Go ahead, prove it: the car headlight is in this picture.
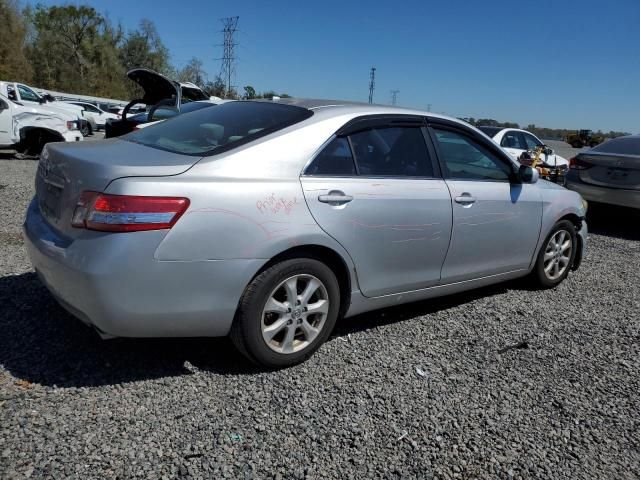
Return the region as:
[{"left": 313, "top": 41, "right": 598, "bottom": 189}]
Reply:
[
  {"left": 581, "top": 197, "right": 588, "bottom": 213},
  {"left": 66, "top": 120, "right": 79, "bottom": 131}
]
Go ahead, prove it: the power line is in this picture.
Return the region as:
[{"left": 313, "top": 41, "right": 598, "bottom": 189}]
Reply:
[
  {"left": 390, "top": 89, "right": 399, "bottom": 106},
  {"left": 368, "top": 67, "right": 376, "bottom": 104},
  {"left": 218, "top": 16, "right": 239, "bottom": 95}
]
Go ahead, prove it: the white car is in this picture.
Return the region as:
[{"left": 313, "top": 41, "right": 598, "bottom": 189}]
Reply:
[
  {"left": 478, "top": 126, "right": 569, "bottom": 169},
  {"left": 0, "top": 92, "right": 82, "bottom": 154},
  {"left": 68, "top": 101, "right": 119, "bottom": 131}
]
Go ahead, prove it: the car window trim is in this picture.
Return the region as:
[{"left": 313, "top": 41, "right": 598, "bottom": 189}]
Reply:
[
  {"left": 335, "top": 114, "right": 425, "bottom": 137},
  {"left": 304, "top": 117, "right": 441, "bottom": 180},
  {"left": 426, "top": 119, "right": 518, "bottom": 183}
]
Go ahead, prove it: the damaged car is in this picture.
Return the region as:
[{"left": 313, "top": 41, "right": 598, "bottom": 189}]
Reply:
[
  {"left": 105, "top": 68, "right": 210, "bottom": 138},
  {"left": 0, "top": 92, "right": 82, "bottom": 155},
  {"left": 23, "top": 99, "right": 587, "bottom": 368}
]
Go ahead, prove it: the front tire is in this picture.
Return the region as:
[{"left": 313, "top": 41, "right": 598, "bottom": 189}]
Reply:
[
  {"left": 231, "top": 258, "right": 340, "bottom": 368},
  {"left": 531, "top": 220, "right": 577, "bottom": 288}
]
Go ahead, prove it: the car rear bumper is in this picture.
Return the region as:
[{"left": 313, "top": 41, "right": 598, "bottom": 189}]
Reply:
[
  {"left": 23, "top": 198, "right": 263, "bottom": 338},
  {"left": 565, "top": 176, "right": 640, "bottom": 209}
]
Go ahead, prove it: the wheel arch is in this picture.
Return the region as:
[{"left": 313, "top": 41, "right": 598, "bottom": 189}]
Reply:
[
  {"left": 18, "top": 126, "right": 64, "bottom": 154},
  {"left": 557, "top": 213, "right": 584, "bottom": 270},
  {"left": 251, "top": 244, "right": 353, "bottom": 319}
]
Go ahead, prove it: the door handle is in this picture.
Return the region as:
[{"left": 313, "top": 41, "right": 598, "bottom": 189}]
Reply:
[
  {"left": 454, "top": 193, "right": 476, "bottom": 205},
  {"left": 318, "top": 191, "right": 353, "bottom": 206}
]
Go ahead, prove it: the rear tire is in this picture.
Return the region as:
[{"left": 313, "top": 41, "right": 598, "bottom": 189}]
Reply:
[
  {"left": 531, "top": 220, "right": 577, "bottom": 288},
  {"left": 230, "top": 258, "right": 340, "bottom": 368}
]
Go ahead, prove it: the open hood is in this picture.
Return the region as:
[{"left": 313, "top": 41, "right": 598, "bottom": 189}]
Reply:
[{"left": 127, "top": 69, "right": 208, "bottom": 105}]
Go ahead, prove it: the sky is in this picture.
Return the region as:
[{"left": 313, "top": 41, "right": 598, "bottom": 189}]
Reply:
[{"left": 37, "top": 0, "right": 640, "bottom": 132}]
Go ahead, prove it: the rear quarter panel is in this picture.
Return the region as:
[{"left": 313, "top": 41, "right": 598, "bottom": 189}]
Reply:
[{"left": 104, "top": 116, "right": 359, "bottom": 277}]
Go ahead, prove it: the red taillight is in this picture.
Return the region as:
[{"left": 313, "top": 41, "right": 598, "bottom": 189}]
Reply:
[
  {"left": 569, "top": 156, "right": 591, "bottom": 170},
  {"left": 72, "top": 192, "right": 190, "bottom": 232}
]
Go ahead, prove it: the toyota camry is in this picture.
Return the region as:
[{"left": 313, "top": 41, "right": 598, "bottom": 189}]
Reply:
[{"left": 24, "top": 99, "right": 588, "bottom": 368}]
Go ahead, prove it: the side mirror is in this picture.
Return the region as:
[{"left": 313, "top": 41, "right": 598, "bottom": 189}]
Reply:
[
  {"left": 0, "top": 100, "right": 7, "bottom": 111},
  {"left": 39, "top": 97, "right": 45, "bottom": 104},
  {"left": 542, "top": 146, "right": 554, "bottom": 155},
  {"left": 519, "top": 165, "right": 539, "bottom": 184}
]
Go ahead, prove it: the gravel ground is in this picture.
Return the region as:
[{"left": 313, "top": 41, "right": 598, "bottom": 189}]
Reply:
[{"left": 0, "top": 157, "right": 639, "bottom": 479}]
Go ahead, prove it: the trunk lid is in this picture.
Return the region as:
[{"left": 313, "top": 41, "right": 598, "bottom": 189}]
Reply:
[
  {"left": 36, "top": 139, "right": 200, "bottom": 238},
  {"left": 127, "top": 68, "right": 178, "bottom": 105},
  {"left": 576, "top": 152, "right": 640, "bottom": 190}
]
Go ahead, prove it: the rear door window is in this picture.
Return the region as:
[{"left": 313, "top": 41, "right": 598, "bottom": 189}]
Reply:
[
  {"left": 305, "top": 137, "right": 356, "bottom": 176},
  {"left": 127, "top": 101, "right": 313, "bottom": 156},
  {"left": 350, "top": 127, "right": 434, "bottom": 177},
  {"left": 305, "top": 125, "right": 435, "bottom": 177}
]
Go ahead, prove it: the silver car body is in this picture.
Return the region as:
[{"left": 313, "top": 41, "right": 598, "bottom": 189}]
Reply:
[{"left": 23, "top": 100, "right": 588, "bottom": 338}]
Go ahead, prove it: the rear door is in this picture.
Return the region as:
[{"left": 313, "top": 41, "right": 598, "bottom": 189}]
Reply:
[
  {"left": 429, "top": 121, "right": 542, "bottom": 283},
  {"left": 301, "top": 116, "right": 453, "bottom": 297}
]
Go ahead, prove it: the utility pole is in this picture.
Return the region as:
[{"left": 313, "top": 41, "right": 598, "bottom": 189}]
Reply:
[
  {"left": 427, "top": 103, "right": 432, "bottom": 112},
  {"left": 390, "top": 89, "right": 399, "bottom": 106},
  {"left": 368, "top": 67, "right": 376, "bottom": 104},
  {"left": 218, "top": 16, "right": 239, "bottom": 97}
]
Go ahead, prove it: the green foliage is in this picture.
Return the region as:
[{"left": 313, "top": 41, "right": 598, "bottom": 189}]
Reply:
[
  {"left": 177, "top": 57, "right": 206, "bottom": 89},
  {"left": 204, "top": 76, "right": 226, "bottom": 98},
  {"left": 0, "top": 0, "right": 32, "bottom": 82},
  {"left": 243, "top": 85, "right": 256, "bottom": 99}
]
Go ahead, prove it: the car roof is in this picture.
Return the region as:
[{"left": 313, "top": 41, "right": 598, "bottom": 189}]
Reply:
[{"left": 258, "top": 97, "right": 459, "bottom": 122}]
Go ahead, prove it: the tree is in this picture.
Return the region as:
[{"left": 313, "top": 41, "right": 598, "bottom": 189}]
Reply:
[
  {"left": 119, "top": 19, "right": 173, "bottom": 96},
  {"left": 25, "top": 4, "right": 125, "bottom": 97},
  {"left": 0, "top": 0, "right": 32, "bottom": 82},
  {"left": 204, "top": 75, "right": 226, "bottom": 98},
  {"left": 177, "top": 57, "right": 206, "bottom": 88},
  {"left": 243, "top": 85, "right": 256, "bottom": 99}
]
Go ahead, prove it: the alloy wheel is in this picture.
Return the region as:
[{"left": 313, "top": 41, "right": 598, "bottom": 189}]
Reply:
[
  {"left": 543, "top": 229, "right": 572, "bottom": 281},
  {"left": 261, "top": 274, "right": 329, "bottom": 354}
]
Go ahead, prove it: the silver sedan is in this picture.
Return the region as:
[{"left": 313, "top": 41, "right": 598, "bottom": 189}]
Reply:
[{"left": 24, "top": 99, "right": 588, "bottom": 368}]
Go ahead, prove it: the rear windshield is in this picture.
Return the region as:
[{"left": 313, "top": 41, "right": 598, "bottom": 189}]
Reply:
[
  {"left": 592, "top": 136, "right": 640, "bottom": 155},
  {"left": 126, "top": 101, "right": 313, "bottom": 156},
  {"left": 477, "top": 126, "right": 501, "bottom": 138}
]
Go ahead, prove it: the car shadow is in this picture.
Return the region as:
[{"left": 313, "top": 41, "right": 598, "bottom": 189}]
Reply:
[
  {"left": 0, "top": 272, "right": 261, "bottom": 388},
  {"left": 586, "top": 203, "right": 640, "bottom": 241},
  {"left": 0, "top": 271, "right": 513, "bottom": 387}
]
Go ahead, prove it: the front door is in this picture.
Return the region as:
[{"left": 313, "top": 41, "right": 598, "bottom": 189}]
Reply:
[
  {"left": 301, "top": 120, "right": 452, "bottom": 297},
  {"left": 431, "top": 125, "right": 542, "bottom": 283}
]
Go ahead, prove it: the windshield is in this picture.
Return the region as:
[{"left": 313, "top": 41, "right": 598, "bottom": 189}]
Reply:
[{"left": 126, "top": 101, "right": 313, "bottom": 156}]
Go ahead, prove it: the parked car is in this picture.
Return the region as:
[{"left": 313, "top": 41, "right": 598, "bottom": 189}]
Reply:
[
  {"left": 23, "top": 100, "right": 587, "bottom": 368},
  {"left": 35, "top": 92, "right": 96, "bottom": 136},
  {"left": 130, "top": 100, "right": 220, "bottom": 130},
  {"left": 478, "top": 126, "right": 569, "bottom": 172},
  {"left": 0, "top": 92, "right": 82, "bottom": 155},
  {"left": 0, "top": 81, "right": 90, "bottom": 135},
  {"left": 565, "top": 135, "right": 640, "bottom": 209},
  {"left": 105, "top": 68, "right": 209, "bottom": 138},
  {"left": 68, "top": 101, "right": 119, "bottom": 131}
]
